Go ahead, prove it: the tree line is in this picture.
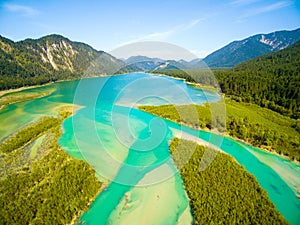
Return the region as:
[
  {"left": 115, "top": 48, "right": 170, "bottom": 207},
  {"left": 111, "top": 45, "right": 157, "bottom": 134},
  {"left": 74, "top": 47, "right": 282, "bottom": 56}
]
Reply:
[
  {"left": 151, "top": 41, "right": 300, "bottom": 119},
  {"left": 170, "top": 138, "right": 288, "bottom": 224},
  {"left": 0, "top": 109, "right": 102, "bottom": 224},
  {"left": 139, "top": 99, "right": 300, "bottom": 161}
]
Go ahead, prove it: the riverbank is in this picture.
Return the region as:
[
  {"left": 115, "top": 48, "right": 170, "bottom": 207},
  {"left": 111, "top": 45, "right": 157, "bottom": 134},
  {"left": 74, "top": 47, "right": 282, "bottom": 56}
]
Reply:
[
  {"left": 149, "top": 72, "right": 220, "bottom": 92},
  {"left": 0, "top": 106, "right": 103, "bottom": 224},
  {"left": 170, "top": 138, "right": 289, "bottom": 224},
  {"left": 2, "top": 73, "right": 299, "bottom": 224},
  {"left": 0, "top": 82, "right": 56, "bottom": 98},
  {"left": 139, "top": 105, "right": 300, "bottom": 199},
  {"left": 171, "top": 129, "right": 208, "bottom": 147},
  {"left": 0, "top": 91, "right": 54, "bottom": 110},
  {"left": 70, "top": 183, "right": 108, "bottom": 225},
  {"left": 138, "top": 100, "right": 300, "bottom": 163},
  {"left": 0, "top": 73, "right": 124, "bottom": 99},
  {"left": 167, "top": 111, "right": 300, "bottom": 165}
]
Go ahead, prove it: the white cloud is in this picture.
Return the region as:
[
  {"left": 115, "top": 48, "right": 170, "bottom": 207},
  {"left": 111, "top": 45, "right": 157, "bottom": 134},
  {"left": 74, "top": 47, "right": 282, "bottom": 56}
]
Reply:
[
  {"left": 117, "top": 19, "right": 202, "bottom": 47},
  {"left": 240, "top": 1, "right": 292, "bottom": 18},
  {"left": 3, "top": 3, "right": 40, "bottom": 16}
]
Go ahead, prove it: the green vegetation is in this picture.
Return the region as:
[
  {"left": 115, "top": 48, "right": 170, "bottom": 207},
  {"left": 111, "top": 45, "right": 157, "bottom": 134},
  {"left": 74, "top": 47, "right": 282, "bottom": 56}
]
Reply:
[
  {"left": 151, "top": 41, "right": 300, "bottom": 119},
  {"left": 170, "top": 138, "right": 288, "bottom": 224},
  {"left": 151, "top": 69, "right": 219, "bottom": 88},
  {"left": 151, "top": 69, "right": 195, "bottom": 82},
  {"left": 0, "top": 34, "right": 122, "bottom": 90},
  {"left": 214, "top": 41, "right": 300, "bottom": 119},
  {"left": 0, "top": 90, "right": 52, "bottom": 109},
  {"left": 0, "top": 116, "right": 60, "bottom": 153},
  {"left": 139, "top": 99, "right": 300, "bottom": 161},
  {"left": 0, "top": 108, "right": 102, "bottom": 224},
  {"left": 202, "top": 28, "right": 300, "bottom": 68},
  {"left": 0, "top": 35, "right": 79, "bottom": 89},
  {"left": 139, "top": 104, "right": 212, "bottom": 129}
]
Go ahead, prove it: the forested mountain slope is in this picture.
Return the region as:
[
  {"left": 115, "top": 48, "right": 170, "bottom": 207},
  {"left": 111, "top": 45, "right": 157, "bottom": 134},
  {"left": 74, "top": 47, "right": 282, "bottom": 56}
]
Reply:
[
  {"left": 203, "top": 28, "right": 300, "bottom": 68},
  {"left": 215, "top": 40, "right": 300, "bottom": 119},
  {"left": 0, "top": 34, "right": 123, "bottom": 90}
]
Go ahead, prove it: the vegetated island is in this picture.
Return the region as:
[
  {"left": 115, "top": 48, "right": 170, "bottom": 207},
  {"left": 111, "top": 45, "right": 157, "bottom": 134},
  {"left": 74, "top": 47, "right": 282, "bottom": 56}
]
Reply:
[
  {"left": 139, "top": 99, "right": 300, "bottom": 162},
  {"left": 170, "top": 138, "right": 288, "bottom": 224},
  {"left": 0, "top": 88, "right": 54, "bottom": 111},
  {"left": 0, "top": 107, "right": 102, "bottom": 224}
]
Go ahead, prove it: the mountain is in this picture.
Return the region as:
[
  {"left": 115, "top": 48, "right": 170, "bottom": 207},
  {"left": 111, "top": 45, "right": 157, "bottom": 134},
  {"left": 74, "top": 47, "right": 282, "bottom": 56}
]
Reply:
[
  {"left": 122, "top": 55, "right": 205, "bottom": 71},
  {"left": 174, "top": 58, "right": 208, "bottom": 69},
  {"left": 203, "top": 28, "right": 300, "bottom": 68},
  {"left": 215, "top": 40, "right": 300, "bottom": 118},
  {"left": 125, "top": 55, "right": 165, "bottom": 65},
  {"left": 0, "top": 34, "right": 123, "bottom": 90},
  {"left": 121, "top": 56, "right": 189, "bottom": 71},
  {"left": 153, "top": 60, "right": 189, "bottom": 71},
  {"left": 124, "top": 55, "right": 165, "bottom": 71}
]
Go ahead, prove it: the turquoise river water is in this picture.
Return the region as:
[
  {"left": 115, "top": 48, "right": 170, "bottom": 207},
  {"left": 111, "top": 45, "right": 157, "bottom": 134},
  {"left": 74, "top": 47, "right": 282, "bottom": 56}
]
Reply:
[{"left": 0, "top": 73, "right": 299, "bottom": 224}]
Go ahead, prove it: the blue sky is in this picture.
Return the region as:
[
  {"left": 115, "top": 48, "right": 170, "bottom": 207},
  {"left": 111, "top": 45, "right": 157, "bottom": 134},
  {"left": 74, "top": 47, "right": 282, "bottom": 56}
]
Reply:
[{"left": 0, "top": 0, "right": 299, "bottom": 59}]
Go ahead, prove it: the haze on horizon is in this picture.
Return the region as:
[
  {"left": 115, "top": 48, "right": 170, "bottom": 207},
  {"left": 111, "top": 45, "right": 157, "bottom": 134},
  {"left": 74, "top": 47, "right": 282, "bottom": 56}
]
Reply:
[{"left": 0, "top": 0, "right": 299, "bottom": 60}]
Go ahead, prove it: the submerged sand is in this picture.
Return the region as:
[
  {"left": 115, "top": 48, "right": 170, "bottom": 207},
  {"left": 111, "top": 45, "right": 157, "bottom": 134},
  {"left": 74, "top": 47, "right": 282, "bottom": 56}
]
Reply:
[
  {"left": 107, "top": 172, "right": 193, "bottom": 225},
  {"left": 246, "top": 146, "right": 300, "bottom": 195}
]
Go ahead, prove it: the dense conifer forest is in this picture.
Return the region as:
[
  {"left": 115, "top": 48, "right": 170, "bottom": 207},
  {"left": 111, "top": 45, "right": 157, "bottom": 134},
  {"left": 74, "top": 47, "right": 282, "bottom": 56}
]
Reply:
[
  {"left": 170, "top": 138, "right": 288, "bottom": 224},
  {"left": 152, "top": 41, "right": 300, "bottom": 119},
  {"left": 0, "top": 109, "right": 102, "bottom": 224},
  {"left": 140, "top": 99, "right": 300, "bottom": 161}
]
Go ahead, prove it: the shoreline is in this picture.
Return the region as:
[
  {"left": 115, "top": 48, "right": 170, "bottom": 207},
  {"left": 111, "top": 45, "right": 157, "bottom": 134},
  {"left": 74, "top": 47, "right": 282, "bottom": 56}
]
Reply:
[
  {"left": 0, "top": 91, "right": 55, "bottom": 113},
  {"left": 139, "top": 108, "right": 300, "bottom": 165},
  {"left": 149, "top": 72, "right": 220, "bottom": 92},
  {"left": 0, "top": 72, "right": 216, "bottom": 99},
  {"left": 3, "top": 76, "right": 298, "bottom": 165},
  {"left": 0, "top": 73, "right": 127, "bottom": 98},
  {"left": 0, "top": 82, "right": 55, "bottom": 98},
  {"left": 225, "top": 132, "right": 300, "bottom": 165},
  {"left": 70, "top": 183, "right": 108, "bottom": 225}
]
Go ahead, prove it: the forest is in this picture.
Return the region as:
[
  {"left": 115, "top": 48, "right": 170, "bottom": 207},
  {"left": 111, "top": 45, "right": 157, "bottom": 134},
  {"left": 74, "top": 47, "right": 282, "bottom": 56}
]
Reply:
[
  {"left": 139, "top": 99, "right": 300, "bottom": 161},
  {"left": 0, "top": 34, "right": 122, "bottom": 90},
  {"left": 152, "top": 41, "right": 300, "bottom": 119},
  {"left": 170, "top": 138, "right": 288, "bottom": 224},
  {"left": 0, "top": 108, "right": 102, "bottom": 224}
]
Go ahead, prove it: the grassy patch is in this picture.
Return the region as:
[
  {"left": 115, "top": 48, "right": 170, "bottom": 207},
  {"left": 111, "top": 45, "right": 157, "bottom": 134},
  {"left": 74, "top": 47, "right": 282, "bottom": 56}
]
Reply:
[{"left": 0, "top": 90, "right": 53, "bottom": 108}]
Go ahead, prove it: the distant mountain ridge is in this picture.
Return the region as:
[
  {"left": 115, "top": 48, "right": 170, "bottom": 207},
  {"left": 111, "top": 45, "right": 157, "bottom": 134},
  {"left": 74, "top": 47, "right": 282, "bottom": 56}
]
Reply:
[
  {"left": 1, "top": 28, "right": 299, "bottom": 90},
  {"left": 122, "top": 55, "right": 207, "bottom": 71},
  {"left": 124, "top": 56, "right": 165, "bottom": 71},
  {"left": 123, "top": 28, "right": 300, "bottom": 70},
  {"left": 0, "top": 34, "right": 123, "bottom": 89},
  {"left": 203, "top": 28, "right": 300, "bottom": 68},
  {"left": 215, "top": 40, "right": 300, "bottom": 118}
]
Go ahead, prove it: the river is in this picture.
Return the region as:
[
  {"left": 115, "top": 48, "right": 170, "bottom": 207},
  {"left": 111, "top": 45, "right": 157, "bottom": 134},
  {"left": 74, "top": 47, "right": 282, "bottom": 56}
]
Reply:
[{"left": 0, "top": 73, "right": 299, "bottom": 224}]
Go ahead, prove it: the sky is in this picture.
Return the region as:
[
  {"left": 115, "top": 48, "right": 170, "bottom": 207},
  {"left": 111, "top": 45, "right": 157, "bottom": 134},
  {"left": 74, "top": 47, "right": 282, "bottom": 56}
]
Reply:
[{"left": 0, "top": 0, "right": 299, "bottom": 59}]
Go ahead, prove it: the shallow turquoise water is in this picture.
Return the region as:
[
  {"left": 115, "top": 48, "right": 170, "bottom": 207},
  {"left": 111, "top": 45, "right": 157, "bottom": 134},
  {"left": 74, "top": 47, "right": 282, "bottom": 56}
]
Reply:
[{"left": 1, "top": 73, "right": 299, "bottom": 224}]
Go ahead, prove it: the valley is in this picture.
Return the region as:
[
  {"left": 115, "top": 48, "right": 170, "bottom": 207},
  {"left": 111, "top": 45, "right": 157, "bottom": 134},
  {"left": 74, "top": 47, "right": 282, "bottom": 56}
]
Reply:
[
  {"left": 0, "top": 19, "right": 299, "bottom": 225},
  {"left": 0, "top": 73, "right": 299, "bottom": 224}
]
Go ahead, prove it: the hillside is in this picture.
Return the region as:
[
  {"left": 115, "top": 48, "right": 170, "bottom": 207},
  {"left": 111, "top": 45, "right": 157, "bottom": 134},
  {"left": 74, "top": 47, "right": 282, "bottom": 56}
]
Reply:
[
  {"left": 149, "top": 40, "right": 300, "bottom": 118},
  {"left": 122, "top": 56, "right": 189, "bottom": 71},
  {"left": 124, "top": 55, "right": 165, "bottom": 71},
  {"left": 215, "top": 40, "right": 300, "bottom": 118},
  {"left": 0, "top": 34, "right": 123, "bottom": 90},
  {"left": 203, "top": 28, "right": 300, "bottom": 68}
]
